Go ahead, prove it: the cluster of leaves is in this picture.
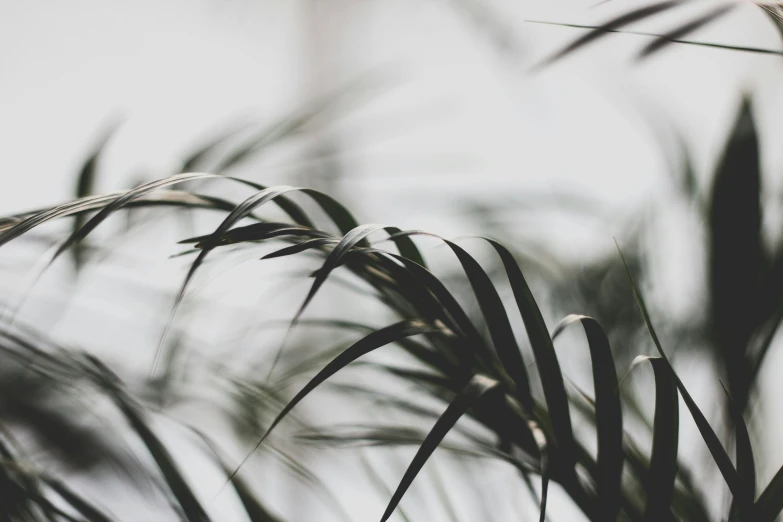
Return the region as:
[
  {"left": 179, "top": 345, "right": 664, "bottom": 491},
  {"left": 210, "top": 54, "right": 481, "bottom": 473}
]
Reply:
[
  {"left": 1, "top": 110, "right": 781, "bottom": 520},
  {"left": 2, "top": 3, "right": 782, "bottom": 520}
]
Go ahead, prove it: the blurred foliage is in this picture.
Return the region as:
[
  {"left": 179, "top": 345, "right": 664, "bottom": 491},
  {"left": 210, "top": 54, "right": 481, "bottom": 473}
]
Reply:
[{"left": 2, "top": 3, "right": 783, "bottom": 521}]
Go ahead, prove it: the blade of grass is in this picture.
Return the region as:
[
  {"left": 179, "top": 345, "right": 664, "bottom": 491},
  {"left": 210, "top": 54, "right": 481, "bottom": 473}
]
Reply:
[{"left": 85, "top": 358, "right": 210, "bottom": 522}]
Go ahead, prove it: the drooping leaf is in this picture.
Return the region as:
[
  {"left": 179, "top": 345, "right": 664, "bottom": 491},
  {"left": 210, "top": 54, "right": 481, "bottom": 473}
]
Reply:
[
  {"left": 708, "top": 98, "right": 762, "bottom": 411},
  {"left": 637, "top": 4, "right": 736, "bottom": 58},
  {"left": 526, "top": 20, "right": 783, "bottom": 57},
  {"left": 534, "top": 0, "right": 684, "bottom": 68},
  {"left": 191, "top": 431, "right": 282, "bottom": 522},
  {"left": 289, "top": 224, "right": 388, "bottom": 325},
  {"left": 552, "top": 315, "right": 623, "bottom": 521},
  {"left": 484, "top": 238, "right": 576, "bottom": 474},
  {"left": 628, "top": 356, "right": 679, "bottom": 521},
  {"left": 228, "top": 320, "right": 440, "bottom": 482},
  {"left": 387, "top": 231, "right": 533, "bottom": 412},
  {"left": 44, "top": 478, "right": 114, "bottom": 522},
  {"left": 381, "top": 374, "right": 501, "bottom": 521},
  {"left": 617, "top": 242, "right": 744, "bottom": 499},
  {"left": 85, "top": 358, "right": 211, "bottom": 522},
  {"left": 71, "top": 121, "right": 121, "bottom": 271}
]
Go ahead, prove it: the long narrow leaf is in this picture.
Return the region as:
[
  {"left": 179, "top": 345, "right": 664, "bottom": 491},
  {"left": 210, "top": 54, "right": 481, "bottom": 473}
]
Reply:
[
  {"left": 724, "top": 384, "right": 755, "bottom": 522},
  {"left": 534, "top": 0, "right": 684, "bottom": 68},
  {"left": 616, "top": 242, "right": 744, "bottom": 499},
  {"left": 552, "top": 314, "right": 623, "bottom": 520},
  {"left": 484, "top": 239, "right": 576, "bottom": 474},
  {"left": 228, "top": 320, "right": 439, "bottom": 481},
  {"left": 638, "top": 4, "right": 736, "bottom": 58},
  {"left": 381, "top": 374, "right": 500, "bottom": 521},
  {"left": 629, "top": 356, "right": 679, "bottom": 521}
]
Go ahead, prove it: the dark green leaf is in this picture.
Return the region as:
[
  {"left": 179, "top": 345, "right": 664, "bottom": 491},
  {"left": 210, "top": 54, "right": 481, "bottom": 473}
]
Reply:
[
  {"left": 628, "top": 356, "right": 679, "bottom": 521},
  {"left": 724, "top": 384, "right": 755, "bottom": 522},
  {"left": 484, "top": 238, "right": 575, "bottom": 474},
  {"left": 617, "top": 242, "right": 744, "bottom": 499},
  {"left": 552, "top": 315, "right": 623, "bottom": 521},
  {"left": 708, "top": 98, "right": 762, "bottom": 411},
  {"left": 192, "top": 431, "right": 282, "bottom": 522},
  {"left": 228, "top": 320, "right": 439, "bottom": 482},
  {"left": 86, "top": 359, "right": 210, "bottom": 522},
  {"left": 381, "top": 374, "right": 500, "bottom": 521}
]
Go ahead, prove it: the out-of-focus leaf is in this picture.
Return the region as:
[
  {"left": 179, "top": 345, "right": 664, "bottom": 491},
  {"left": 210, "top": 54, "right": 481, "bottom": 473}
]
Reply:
[
  {"left": 552, "top": 315, "right": 623, "bottom": 521},
  {"left": 760, "top": 3, "right": 783, "bottom": 45},
  {"left": 262, "top": 238, "right": 338, "bottom": 260},
  {"left": 637, "top": 4, "right": 736, "bottom": 58},
  {"left": 289, "top": 224, "right": 388, "bottom": 325},
  {"left": 708, "top": 98, "right": 762, "bottom": 410},
  {"left": 228, "top": 320, "right": 439, "bottom": 481},
  {"left": 724, "top": 385, "right": 755, "bottom": 522},
  {"left": 527, "top": 20, "right": 783, "bottom": 57},
  {"left": 180, "top": 122, "right": 250, "bottom": 173},
  {"left": 192, "top": 431, "right": 282, "bottom": 522},
  {"left": 45, "top": 478, "right": 114, "bottom": 522},
  {"left": 754, "top": 464, "right": 783, "bottom": 521},
  {"left": 71, "top": 122, "right": 121, "bottom": 271},
  {"left": 534, "top": 0, "right": 684, "bottom": 68},
  {"left": 85, "top": 358, "right": 210, "bottom": 522},
  {"left": 156, "top": 184, "right": 361, "bottom": 373},
  {"left": 381, "top": 374, "right": 500, "bottom": 521}
]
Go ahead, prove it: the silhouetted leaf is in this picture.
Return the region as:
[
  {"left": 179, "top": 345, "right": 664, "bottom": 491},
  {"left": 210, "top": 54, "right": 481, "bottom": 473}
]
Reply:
[
  {"left": 552, "top": 315, "right": 623, "bottom": 521},
  {"left": 637, "top": 4, "right": 736, "bottom": 58},
  {"left": 628, "top": 356, "right": 679, "bottom": 521},
  {"left": 381, "top": 374, "right": 500, "bottom": 521},
  {"left": 534, "top": 0, "right": 684, "bottom": 68},
  {"left": 617, "top": 242, "right": 744, "bottom": 499},
  {"left": 228, "top": 320, "right": 440, "bottom": 482},
  {"left": 71, "top": 121, "right": 121, "bottom": 271},
  {"left": 724, "top": 384, "right": 755, "bottom": 522}
]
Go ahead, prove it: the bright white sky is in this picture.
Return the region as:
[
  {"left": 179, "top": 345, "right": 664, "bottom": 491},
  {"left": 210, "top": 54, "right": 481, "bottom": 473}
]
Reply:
[{"left": 2, "top": 0, "right": 783, "bottom": 521}]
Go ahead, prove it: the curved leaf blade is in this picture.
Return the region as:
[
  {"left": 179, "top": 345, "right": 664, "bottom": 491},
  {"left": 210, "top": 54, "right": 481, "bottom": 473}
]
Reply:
[
  {"left": 228, "top": 320, "right": 439, "bottom": 482},
  {"left": 628, "top": 356, "right": 679, "bottom": 521},
  {"left": 381, "top": 374, "right": 500, "bottom": 521},
  {"left": 616, "top": 242, "right": 744, "bottom": 499},
  {"left": 552, "top": 315, "right": 623, "bottom": 521}
]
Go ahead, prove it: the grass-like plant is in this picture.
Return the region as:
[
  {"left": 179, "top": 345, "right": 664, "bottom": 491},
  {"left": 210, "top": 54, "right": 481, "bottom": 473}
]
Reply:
[{"left": 0, "top": 93, "right": 780, "bottom": 521}]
